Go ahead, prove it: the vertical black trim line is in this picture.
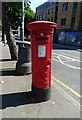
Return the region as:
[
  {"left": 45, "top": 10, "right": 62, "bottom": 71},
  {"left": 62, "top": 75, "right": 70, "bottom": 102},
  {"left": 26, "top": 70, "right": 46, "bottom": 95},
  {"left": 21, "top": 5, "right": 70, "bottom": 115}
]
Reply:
[{"left": 70, "top": 2, "right": 78, "bottom": 30}]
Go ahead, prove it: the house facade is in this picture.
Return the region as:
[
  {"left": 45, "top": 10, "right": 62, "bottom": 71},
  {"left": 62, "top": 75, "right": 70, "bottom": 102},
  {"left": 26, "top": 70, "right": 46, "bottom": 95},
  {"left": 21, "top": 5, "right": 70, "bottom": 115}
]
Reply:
[{"left": 36, "top": 2, "right": 82, "bottom": 46}]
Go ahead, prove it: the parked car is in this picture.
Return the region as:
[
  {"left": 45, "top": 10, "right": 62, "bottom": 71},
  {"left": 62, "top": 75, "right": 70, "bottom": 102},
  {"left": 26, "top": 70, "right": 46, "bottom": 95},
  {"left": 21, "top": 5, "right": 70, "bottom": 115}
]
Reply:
[
  {"left": 25, "top": 34, "right": 30, "bottom": 41},
  {"left": 14, "top": 34, "right": 27, "bottom": 40},
  {"left": 14, "top": 34, "right": 21, "bottom": 40},
  {"left": 27, "top": 34, "right": 30, "bottom": 40}
]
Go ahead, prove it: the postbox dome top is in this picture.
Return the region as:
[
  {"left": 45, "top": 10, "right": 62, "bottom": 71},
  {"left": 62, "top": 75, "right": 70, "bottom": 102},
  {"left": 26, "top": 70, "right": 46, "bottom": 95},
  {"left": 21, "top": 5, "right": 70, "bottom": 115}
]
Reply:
[{"left": 26, "top": 21, "right": 57, "bottom": 31}]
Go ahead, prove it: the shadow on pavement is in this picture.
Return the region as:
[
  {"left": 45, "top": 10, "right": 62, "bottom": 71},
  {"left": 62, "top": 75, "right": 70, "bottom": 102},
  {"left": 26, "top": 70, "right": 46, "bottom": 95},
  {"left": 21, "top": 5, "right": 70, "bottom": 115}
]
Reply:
[
  {"left": 1, "top": 68, "right": 17, "bottom": 76},
  {"left": 0, "top": 59, "right": 16, "bottom": 62},
  {"left": 1, "top": 68, "right": 31, "bottom": 76},
  {"left": 0, "top": 91, "right": 35, "bottom": 109}
]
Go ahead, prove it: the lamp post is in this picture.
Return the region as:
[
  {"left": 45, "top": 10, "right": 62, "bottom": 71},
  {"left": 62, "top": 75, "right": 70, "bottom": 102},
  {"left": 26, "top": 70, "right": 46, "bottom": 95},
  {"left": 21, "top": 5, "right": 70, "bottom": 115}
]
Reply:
[
  {"left": 21, "top": 0, "right": 31, "bottom": 43},
  {"left": 16, "top": 0, "right": 31, "bottom": 75},
  {"left": 22, "top": 0, "right": 24, "bottom": 44}
]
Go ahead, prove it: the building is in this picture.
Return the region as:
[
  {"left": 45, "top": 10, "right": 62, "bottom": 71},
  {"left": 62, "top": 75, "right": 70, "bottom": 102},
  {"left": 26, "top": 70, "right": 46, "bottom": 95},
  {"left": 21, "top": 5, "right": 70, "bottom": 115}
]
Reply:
[
  {"left": 36, "top": 2, "right": 82, "bottom": 46},
  {"left": 57, "top": 2, "right": 82, "bottom": 31},
  {"left": 36, "top": 2, "right": 58, "bottom": 22}
]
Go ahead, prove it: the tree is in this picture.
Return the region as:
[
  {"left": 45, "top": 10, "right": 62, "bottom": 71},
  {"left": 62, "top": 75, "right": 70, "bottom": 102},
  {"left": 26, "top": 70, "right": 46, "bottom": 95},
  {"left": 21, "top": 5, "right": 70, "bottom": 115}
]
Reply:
[
  {"left": 5, "top": 2, "right": 22, "bottom": 30},
  {"left": 2, "top": 3, "right": 18, "bottom": 60},
  {"left": 5, "top": 2, "right": 35, "bottom": 34},
  {"left": 2, "top": 2, "right": 35, "bottom": 60}
]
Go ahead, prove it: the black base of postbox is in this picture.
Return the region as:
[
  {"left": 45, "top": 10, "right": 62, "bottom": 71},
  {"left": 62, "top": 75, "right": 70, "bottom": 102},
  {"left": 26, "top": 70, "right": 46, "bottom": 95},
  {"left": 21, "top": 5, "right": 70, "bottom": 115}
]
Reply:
[{"left": 32, "top": 85, "right": 51, "bottom": 102}]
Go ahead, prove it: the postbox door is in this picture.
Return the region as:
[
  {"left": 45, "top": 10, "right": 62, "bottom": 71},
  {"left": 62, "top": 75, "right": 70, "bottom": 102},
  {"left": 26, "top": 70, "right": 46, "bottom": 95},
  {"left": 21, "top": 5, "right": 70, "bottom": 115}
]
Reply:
[{"left": 32, "top": 36, "right": 52, "bottom": 89}]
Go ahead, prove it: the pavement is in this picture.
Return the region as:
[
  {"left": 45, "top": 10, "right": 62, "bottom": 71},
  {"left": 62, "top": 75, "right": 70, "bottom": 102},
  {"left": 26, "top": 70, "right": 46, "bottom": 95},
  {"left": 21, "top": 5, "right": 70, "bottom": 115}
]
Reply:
[{"left": 0, "top": 42, "right": 81, "bottom": 119}]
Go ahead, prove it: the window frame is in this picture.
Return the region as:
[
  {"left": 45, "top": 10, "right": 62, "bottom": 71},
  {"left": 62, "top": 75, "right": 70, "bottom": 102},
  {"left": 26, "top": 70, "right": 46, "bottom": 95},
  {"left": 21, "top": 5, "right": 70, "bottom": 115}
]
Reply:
[
  {"left": 61, "top": 18, "right": 66, "bottom": 26},
  {"left": 48, "top": 9, "right": 52, "bottom": 14},
  {"left": 62, "top": 2, "right": 68, "bottom": 11},
  {"left": 52, "top": 8, "right": 54, "bottom": 13}
]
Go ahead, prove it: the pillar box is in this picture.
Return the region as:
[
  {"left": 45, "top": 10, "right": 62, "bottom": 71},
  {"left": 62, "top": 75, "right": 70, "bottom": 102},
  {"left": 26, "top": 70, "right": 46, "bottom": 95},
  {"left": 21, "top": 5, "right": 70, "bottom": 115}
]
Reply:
[{"left": 26, "top": 21, "right": 57, "bottom": 102}]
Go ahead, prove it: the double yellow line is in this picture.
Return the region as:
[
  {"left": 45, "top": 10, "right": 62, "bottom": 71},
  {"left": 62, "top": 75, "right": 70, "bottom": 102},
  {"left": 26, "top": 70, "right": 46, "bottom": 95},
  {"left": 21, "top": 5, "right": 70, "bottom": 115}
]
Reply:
[{"left": 51, "top": 76, "right": 82, "bottom": 99}]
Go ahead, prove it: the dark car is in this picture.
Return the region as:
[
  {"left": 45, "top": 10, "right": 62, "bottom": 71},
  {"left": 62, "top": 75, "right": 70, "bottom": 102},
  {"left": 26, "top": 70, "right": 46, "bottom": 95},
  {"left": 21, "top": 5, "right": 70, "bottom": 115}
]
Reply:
[
  {"left": 14, "top": 34, "right": 27, "bottom": 40},
  {"left": 25, "top": 34, "right": 30, "bottom": 41}
]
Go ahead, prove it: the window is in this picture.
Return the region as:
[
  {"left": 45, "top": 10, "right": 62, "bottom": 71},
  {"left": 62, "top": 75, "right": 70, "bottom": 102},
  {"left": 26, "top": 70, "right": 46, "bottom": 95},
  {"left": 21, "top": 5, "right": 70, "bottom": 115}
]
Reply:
[
  {"left": 39, "top": 7, "right": 42, "bottom": 11},
  {"left": 50, "top": 2, "right": 52, "bottom": 5},
  {"left": 48, "top": 9, "right": 51, "bottom": 14},
  {"left": 62, "top": 3, "right": 68, "bottom": 11},
  {"left": 42, "top": 14, "right": 45, "bottom": 20},
  {"left": 36, "top": 8, "right": 39, "bottom": 13},
  {"left": 52, "top": 8, "right": 54, "bottom": 13},
  {"left": 61, "top": 18, "right": 66, "bottom": 25},
  {"left": 51, "top": 17, "right": 53, "bottom": 22},
  {"left": 39, "top": 15, "right": 42, "bottom": 20},
  {"left": 37, "top": 16, "right": 38, "bottom": 20}
]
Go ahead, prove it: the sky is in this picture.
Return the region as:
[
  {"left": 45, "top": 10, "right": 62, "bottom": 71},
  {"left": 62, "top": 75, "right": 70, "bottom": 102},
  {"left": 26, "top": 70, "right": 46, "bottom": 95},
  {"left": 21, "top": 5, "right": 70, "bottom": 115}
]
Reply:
[
  {"left": 30, "top": 0, "right": 47, "bottom": 13},
  {"left": 30, "top": 0, "right": 81, "bottom": 12}
]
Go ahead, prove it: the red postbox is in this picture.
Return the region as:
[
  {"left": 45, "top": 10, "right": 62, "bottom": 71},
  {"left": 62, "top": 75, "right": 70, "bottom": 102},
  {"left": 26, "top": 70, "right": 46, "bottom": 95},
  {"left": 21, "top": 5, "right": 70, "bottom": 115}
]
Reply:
[{"left": 26, "top": 21, "right": 57, "bottom": 102}]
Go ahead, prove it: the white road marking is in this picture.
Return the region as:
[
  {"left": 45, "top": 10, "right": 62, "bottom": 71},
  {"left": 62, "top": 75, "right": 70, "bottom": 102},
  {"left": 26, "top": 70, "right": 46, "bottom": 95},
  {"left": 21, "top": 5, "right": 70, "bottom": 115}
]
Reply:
[
  {"left": 52, "top": 53, "right": 80, "bottom": 62},
  {"left": 56, "top": 52, "right": 81, "bottom": 61},
  {"left": 52, "top": 52, "right": 81, "bottom": 69},
  {"left": 52, "top": 57, "right": 81, "bottom": 70},
  {"left": 56, "top": 55, "right": 64, "bottom": 64}
]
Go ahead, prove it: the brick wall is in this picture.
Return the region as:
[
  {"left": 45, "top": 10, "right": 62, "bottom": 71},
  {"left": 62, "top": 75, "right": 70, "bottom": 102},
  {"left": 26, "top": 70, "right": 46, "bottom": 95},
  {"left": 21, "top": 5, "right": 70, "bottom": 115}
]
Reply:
[
  {"left": 36, "top": 2, "right": 81, "bottom": 31},
  {"left": 57, "top": 2, "right": 74, "bottom": 30},
  {"left": 46, "top": 5, "right": 55, "bottom": 21}
]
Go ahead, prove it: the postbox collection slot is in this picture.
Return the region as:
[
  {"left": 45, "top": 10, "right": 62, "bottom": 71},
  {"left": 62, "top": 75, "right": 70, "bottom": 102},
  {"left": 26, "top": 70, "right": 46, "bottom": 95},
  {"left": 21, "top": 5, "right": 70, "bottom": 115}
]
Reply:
[{"left": 36, "top": 37, "right": 48, "bottom": 41}]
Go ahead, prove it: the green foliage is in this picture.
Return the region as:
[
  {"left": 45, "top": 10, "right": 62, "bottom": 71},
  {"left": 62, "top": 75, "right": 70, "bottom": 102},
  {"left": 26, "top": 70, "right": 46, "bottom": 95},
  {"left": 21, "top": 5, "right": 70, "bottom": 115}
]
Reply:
[
  {"left": 5, "top": 2, "right": 22, "bottom": 29},
  {"left": 24, "top": 6, "right": 35, "bottom": 34},
  {"left": 5, "top": 2, "right": 35, "bottom": 30},
  {"left": 24, "top": 6, "right": 35, "bottom": 23}
]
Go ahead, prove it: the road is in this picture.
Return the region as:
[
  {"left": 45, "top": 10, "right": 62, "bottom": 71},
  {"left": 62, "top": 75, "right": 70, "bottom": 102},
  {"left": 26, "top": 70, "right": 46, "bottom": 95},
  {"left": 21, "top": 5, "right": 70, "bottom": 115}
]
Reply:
[{"left": 52, "top": 44, "right": 81, "bottom": 104}]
